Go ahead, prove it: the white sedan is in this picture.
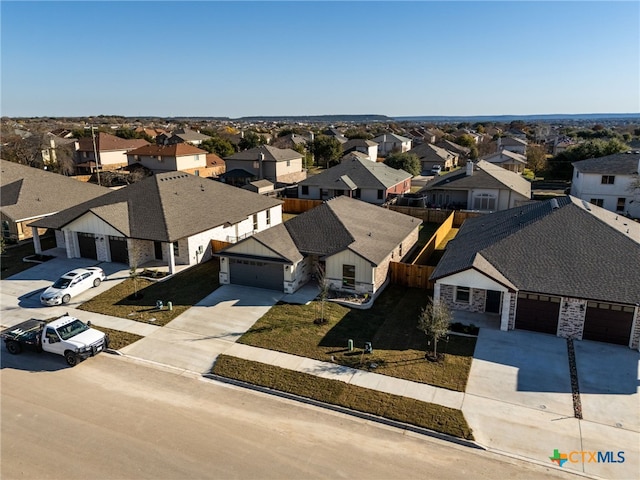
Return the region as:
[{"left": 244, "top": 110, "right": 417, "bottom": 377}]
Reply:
[{"left": 40, "top": 267, "right": 106, "bottom": 306}]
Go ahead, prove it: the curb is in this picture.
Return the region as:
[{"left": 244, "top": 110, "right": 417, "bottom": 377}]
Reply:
[{"left": 203, "top": 372, "right": 482, "bottom": 451}]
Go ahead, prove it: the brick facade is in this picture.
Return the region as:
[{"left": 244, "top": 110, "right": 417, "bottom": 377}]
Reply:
[
  {"left": 557, "top": 297, "right": 587, "bottom": 339},
  {"left": 631, "top": 308, "right": 640, "bottom": 350},
  {"left": 508, "top": 293, "right": 517, "bottom": 330},
  {"left": 440, "top": 284, "right": 486, "bottom": 313}
]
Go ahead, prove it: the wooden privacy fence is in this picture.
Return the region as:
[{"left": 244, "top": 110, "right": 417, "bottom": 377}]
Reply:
[
  {"left": 386, "top": 205, "right": 482, "bottom": 228},
  {"left": 410, "top": 211, "right": 455, "bottom": 265},
  {"left": 210, "top": 239, "right": 232, "bottom": 253},
  {"left": 389, "top": 262, "right": 436, "bottom": 290},
  {"left": 282, "top": 198, "right": 323, "bottom": 214}
]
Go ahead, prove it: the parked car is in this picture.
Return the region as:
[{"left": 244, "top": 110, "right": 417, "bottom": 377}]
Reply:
[
  {"left": 40, "top": 267, "right": 106, "bottom": 306},
  {"left": 431, "top": 165, "right": 442, "bottom": 176}
]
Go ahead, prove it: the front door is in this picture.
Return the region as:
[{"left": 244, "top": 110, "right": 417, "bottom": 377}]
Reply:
[
  {"left": 485, "top": 290, "right": 502, "bottom": 314},
  {"left": 154, "top": 241, "right": 163, "bottom": 260}
]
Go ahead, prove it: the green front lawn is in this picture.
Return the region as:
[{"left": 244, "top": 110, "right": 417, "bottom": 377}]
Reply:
[
  {"left": 239, "top": 285, "right": 476, "bottom": 391},
  {"left": 212, "top": 355, "right": 473, "bottom": 440},
  {"left": 78, "top": 259, "right": 220, "bottom": 326}
]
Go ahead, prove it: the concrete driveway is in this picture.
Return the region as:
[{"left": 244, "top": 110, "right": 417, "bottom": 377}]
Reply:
[
  {"left": 0, "top": 257, "right": 130, "bottom": 324},
  {"left": 462, "top": 328, "right": 639, "bottom": 479},
  {"left": 120, "top": 285, "right": 283, "bottom": 373}
]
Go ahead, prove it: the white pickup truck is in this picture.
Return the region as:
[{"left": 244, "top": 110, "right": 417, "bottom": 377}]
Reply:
[{"left": 1, "top": 315, "right": 109, "bottom": 366}]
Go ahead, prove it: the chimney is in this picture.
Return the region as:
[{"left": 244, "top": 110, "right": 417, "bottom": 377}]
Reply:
[
  {"left": 258, "top": 152, "right": 264, "bottom": 179},
  {"left": 466, "top": 161, "right": 474, "bottom": 176}
]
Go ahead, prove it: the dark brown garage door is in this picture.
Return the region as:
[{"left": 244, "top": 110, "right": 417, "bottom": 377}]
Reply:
[
  {"left": 109, "top": 236, "right": 128, "bottom": 264},
  {"left": 77, "top": 232, "right": 97, "bottom": 259},
  {"left": 583, "top": 302, "right": 634, "bottom": 346},
  {"left": 515, "top": 292, "right": 561, "bottom": 334}
]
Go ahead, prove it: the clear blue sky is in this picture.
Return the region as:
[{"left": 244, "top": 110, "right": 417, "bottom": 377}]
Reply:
[{"left": 1, "top": 1, "right": 638, "bottom": 118}]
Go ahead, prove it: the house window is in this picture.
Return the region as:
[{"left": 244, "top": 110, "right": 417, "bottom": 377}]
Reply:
[
  {"left": 377, "top": 190, "right": 384, "bottom": 200},
  {"left": 616, "top": 197, "right": 625, "bottom": 212},
  {"left": 342, "top": 265, "right": 356, "bottom": 289},
  {"left": 173, "top": 241, "right": 180, "bottom": 257},
  {"left": 286, "top": 160, "right": 291, "bottom": 167},
  {"left": 590, "top": 198, "right": 604, "bottom": 207},
  {"left": 194, "top": 170, "right": 200, "bottom": 177},
  {"left": 253, "top": 214, "right": 258, "bottom": 230},
  {"left": 601, "top": 175, "right": 615, "bottom": 184},
  {"left": 455, "top": 286, "right": 470, "bottom": 303},
  {"left": 354, "top": 188, "right": 361, "bottom": 199},
  {"left": 301, "top": 185, "right": 309, "bottom": 195},
  {"left": 399, "top": 242, "right": 403, "bottom": 257},
  {"left": 266, "top": 209, "right": 271, "bottom": 225},
  {"left": 321, "top": 189, "right": 329, "bottom": 198},
  {"left": 473, "top": 194, "right": 496, "bottom": 210},
  {"left": 253, "top": 161, "right": 259, "bottom": 170}
]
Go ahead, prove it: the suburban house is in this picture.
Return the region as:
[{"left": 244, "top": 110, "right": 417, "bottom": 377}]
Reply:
[
  {"left": 481, "top": 149, "right": 527, "bottom": 173},
  {"left": 157, "top": 128, "right": 211, "bottom": 146},
  {"left": 323, "top": 128, "right": 348, "bottom": 144},
  {"left": 435, "top": 139, "right": 471, "bottom": 163},
  {"left": 430, "top": 196, "right": 640, "bottom": 348},
  {"left": 297, "top": 157, "right": 412, "bottom": 204},
  {"left": 126, "top": 143, "right": 219, "bottom": 177},
  {"left": 0, "top": 160, "right": 109, "bottom": 242},
  {"left": 497, "top": 136, "right": 527, "bottom": 155},
  {"left": 418, "top": 161, "right": 531, "bottom": 210},
  {"left": 28, "top": 172, "right": 283, "bottom": 275},
  {"left": 341, "top": 138, "right": 379, "bottom": 162},
  {"left": 41, "top": 133, "right": 78, "bottom": 169},
  {"left": 372, "top": 133, "right": 412, "bottom": 156},
  {"left": 569, "top": 151, "right": 640, "bottom": 219},
  {"left": 75, "top": 132, "right": 148, "bottom": 173},
  {"left": 218, "top": 196, "right": 421, "bottom": 295},
  {"left": 407, "top": 143, "right": 459, "bottom": 173},
  {"left": 224, "top": 145, "right": 307, "bottom": 185},
  {"left": 271, "top": 133, "right": 310, "bottom": 150}
]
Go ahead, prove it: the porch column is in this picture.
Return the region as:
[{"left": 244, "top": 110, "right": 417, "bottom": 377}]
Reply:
[
  {"left": 31, "top": 227, "right": 42, "bottom": 254},
  {"left": 64, "top": 230, "right": 75, "bottom": 258},
  {"left": 433, "top": 282, "right": 441, "bottom": 305},
  {"left": 500, "top": 292, "right": 511, "bottom": 331},
  {"left": 167, "top": 242, "right": 176, "bottom": 275}
]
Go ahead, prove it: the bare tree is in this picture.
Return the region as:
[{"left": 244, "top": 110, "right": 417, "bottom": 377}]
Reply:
[
  {"left": 314, "top": 261, "right": 330, "bottom": 324},
  {"left": 127, "top": 241, "right": 144, "bottom": 300},
  {"left": 417, "top": 298, "right": 452, "bottom": 360}
]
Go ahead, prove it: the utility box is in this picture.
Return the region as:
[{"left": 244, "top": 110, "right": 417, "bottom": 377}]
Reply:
[
  {"left": 348, "top": 339, "right": 353, "bottom": 351},
  {"left": 364, "top": 342, "right": 372, "bottom": 354},
  {"left": 156, "top": 300, "right": 163, "bottom": 310}
]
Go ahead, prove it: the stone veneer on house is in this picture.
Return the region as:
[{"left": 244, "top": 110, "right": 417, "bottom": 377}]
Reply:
[
  {"left": 631, "top": 308, "right": 640, "bottom": 350},
  {"left": 440, "top": 284, "right": 486, "bottom": 313},
  {"left": 557, "top": 297, "right": 587, "bottom": 339}
]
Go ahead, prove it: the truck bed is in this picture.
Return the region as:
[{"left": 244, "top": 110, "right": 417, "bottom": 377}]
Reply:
[{"left": 1, "top": 319, "right": 46, "bottom": 343}]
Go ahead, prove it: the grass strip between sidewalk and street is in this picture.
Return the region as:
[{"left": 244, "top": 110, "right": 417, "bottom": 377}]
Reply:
[
  {"left": 89, "top": 325, "right": 144, "bottom": 351},
  {"left": 212, "top": 354, "right": 473, "bottom": 440}
]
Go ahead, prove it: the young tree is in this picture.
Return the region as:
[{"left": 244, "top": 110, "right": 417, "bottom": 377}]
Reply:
[
  {"left": 128, "top": 241, "right": 144, "bottom": 300},
  {"left": 314, "top": 262, "right": 330, "bottom": 324},
  {"left": 383, "top": 152, "right": 421, "bottom": 176},
  {"left": 417, "top": 298, "right": 452, "bottom": 359}
]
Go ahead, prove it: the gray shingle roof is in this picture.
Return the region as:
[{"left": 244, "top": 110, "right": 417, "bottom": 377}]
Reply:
[
  {"left": 431, "top": 196, "right": 640, "bottom": 304},
  {"left": 299, "top": 157, "right": 411, "bottom": 190},
  {"left": 245, "top": 223, "right": 303, "bottom": 263},
  {"left": 0, "top": 160, "right": 110, "bottom": 222},
  {"left": 30, "top": 172, "right": 282, "bottom": 243},
  {"left": 342, "top": 138, "right": 377, "bottom": 149},
  {"left": 572, "top": 151, "right": 640, "bottom": 175},
  {"left": 284, "top": 196, "right": 421, "bottom": 265},
  {"left": 408, "top": 143, "right": 456, "bottom": 162},
  {"left": 373, "top": 133, "right": 411, "bottom": 143},
  {"left": 482, "top": 150, "right": 527, "bottom": 164},
  {"left": 224, "top": 145, "right": 302, "bottom": 162},
  {"left": 422, "top": 160, "right": 531, "bottom": 199}
]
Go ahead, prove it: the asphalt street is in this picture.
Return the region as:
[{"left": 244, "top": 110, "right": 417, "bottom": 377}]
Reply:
[{"left": 0, "top": 353, "right": 579, "bottom": 480}]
